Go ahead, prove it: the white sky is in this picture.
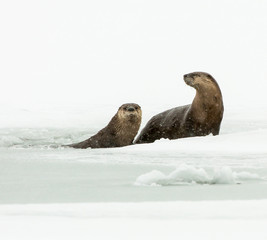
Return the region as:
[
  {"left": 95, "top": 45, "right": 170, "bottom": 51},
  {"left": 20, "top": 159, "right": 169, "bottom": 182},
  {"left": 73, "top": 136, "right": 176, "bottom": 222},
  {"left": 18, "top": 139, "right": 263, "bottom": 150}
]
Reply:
[{"left": 0, "top": 0, "right": 267, "bottom": 108}]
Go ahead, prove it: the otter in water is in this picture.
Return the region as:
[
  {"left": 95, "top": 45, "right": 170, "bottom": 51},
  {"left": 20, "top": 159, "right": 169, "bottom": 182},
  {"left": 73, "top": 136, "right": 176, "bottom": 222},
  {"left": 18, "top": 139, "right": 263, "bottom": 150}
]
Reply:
[
  {"left": 68, "top": 103, "right": 142, "bottom": 149},
  {"left": 135, "top": 72, "right": 224, "bottom": 144}
]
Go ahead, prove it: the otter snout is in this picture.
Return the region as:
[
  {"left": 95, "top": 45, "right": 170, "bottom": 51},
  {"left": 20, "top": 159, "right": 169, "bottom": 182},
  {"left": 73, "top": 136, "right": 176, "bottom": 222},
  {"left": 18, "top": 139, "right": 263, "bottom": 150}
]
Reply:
[
  {"left": 184, "top": 74, "right": 189, "bottom": 78},
  {"left": 184, "top": 73, "right": 194, "bottom": 86},
  {"left": 127, "top": 107, "right": 135, "bottom": 112}
]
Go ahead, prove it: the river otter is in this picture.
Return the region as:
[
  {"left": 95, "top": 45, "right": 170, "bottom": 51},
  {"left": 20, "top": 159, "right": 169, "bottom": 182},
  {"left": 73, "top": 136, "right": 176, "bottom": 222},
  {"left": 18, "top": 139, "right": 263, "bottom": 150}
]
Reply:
[
  {"left": 135, "top": 72, "right": 224, "bottom": 144},
  {"left": 68, "top": 103, "right": 142, "bottom": 148}
]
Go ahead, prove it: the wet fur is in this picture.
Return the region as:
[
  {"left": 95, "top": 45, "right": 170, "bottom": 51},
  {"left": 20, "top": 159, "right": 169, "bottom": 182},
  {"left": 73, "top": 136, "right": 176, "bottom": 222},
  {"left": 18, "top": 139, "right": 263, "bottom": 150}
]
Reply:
[
  {"left": 135, "top": 72, "right": 224, "bottom": 144},
  {"left": 68, "top": 103, "right": 142, "bottom": 149}
]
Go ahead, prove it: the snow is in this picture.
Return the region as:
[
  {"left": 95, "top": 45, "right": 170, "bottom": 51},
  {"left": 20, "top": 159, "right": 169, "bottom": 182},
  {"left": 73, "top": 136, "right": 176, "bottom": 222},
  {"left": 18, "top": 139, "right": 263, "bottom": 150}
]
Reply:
[
  {"left": 1, "top": 106, "right": 266, "bottom": 239},
  {"left": 1, "top": 201, "right": 267, "bottom": 240},
  {"left": 1, "top": 105, "right": 267, "bottom": 205},
  {"left": 134, "top": 164, "right": 263, "bottom": 186}
]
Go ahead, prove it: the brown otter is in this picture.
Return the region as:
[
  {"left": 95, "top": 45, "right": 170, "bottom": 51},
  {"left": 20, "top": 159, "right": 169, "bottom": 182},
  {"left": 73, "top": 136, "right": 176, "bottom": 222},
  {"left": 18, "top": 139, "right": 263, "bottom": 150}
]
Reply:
[
  {"left": 68, "top": 103, "right": 142, "bottom": 149},
  {"left": 135, "top": 72, "right": 224, "bottom": 144}
]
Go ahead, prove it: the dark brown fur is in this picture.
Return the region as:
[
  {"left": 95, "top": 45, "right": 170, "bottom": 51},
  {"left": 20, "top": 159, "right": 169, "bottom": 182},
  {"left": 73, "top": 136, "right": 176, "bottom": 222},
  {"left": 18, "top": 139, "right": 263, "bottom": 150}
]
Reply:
[
  {"left": 68, "top": 103, "right": 142, "bottom": 149},
  {"left": 135, "top": 72, "right": 224, "bottom": 144}
]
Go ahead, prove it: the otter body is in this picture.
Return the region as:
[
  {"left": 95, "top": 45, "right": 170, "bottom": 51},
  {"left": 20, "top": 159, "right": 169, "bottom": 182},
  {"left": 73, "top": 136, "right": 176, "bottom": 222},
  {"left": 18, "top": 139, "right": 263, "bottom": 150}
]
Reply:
[
  {"left": 69, "top": 103, "right": 142, "bottom": 149},
  {"left": 135, "top": 72, "right": 224, "bottom": 144}
]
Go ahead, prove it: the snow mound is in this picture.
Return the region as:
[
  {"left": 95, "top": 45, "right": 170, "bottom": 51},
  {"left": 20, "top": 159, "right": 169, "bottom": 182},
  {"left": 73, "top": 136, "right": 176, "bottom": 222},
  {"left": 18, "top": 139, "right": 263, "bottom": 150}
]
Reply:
[{"left": 134, "top": 164, "right": 263, "bottom": 186}]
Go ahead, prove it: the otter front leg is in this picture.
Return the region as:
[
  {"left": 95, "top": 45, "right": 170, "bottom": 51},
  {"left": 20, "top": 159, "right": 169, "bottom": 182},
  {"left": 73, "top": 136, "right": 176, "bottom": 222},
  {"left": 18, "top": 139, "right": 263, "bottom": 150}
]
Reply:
[{"left": 211, "top": 125, "right": 221, "bottom": 136}]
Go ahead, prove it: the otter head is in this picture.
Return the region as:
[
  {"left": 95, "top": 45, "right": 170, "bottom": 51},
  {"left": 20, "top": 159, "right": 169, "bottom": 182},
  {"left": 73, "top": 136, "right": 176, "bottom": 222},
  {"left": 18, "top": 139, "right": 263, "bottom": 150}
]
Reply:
[
  {"left": 183, "top": 72, "right": 219, "bottom": 92},
  {"left": 117, "top": 103, "right": 142, "bottom": 123},
  {"left": 184, "top": 72, "right": 223, "bottom": 117}
]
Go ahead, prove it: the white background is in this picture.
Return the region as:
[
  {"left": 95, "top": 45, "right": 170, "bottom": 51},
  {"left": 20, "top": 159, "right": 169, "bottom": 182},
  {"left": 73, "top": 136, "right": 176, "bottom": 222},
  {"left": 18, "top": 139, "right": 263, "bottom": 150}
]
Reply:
[{"left": 1, "top": 0, "right": 267, "bottom": 109}]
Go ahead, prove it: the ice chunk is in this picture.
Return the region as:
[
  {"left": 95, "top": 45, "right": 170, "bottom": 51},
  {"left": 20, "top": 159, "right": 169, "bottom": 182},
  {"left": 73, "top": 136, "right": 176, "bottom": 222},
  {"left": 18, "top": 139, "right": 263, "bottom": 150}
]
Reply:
[
  {"left": 134, "top": 164, "right": 263, "bottom": 186},
  {"left": 168, "top": 164, "right": 211, "bottom": 184},
  {"left": 135, "top": 170, "right": 166, "bottom": 186},
  {"left": 211, "top": 167, "right": 236, "bottom": 184}
]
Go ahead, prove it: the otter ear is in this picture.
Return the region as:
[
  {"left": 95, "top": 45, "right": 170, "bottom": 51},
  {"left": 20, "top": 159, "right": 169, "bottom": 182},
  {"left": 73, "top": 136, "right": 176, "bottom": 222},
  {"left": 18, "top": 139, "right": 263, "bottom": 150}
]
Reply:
[{"left": 206, "top": 74, "right": 213, "bottom": 79}]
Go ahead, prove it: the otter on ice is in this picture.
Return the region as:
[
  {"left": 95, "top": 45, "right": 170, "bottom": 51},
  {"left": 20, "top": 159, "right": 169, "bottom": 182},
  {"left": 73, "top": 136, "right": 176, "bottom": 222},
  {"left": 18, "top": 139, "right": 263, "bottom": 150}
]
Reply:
[
  {"left": 135, "top": 72, "right": 224, "bottom": 144},
  {"left": 68, "top": 103, "right": 142, "bottom": 149}
]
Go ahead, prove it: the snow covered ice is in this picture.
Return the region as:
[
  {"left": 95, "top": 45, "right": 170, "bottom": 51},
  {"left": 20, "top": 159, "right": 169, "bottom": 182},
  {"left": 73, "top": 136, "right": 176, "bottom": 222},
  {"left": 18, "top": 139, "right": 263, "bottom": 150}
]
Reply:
[
  {"left": 1, "top": 105, "right": 267, "bottom": 204},
  {"left": 1, "top": 104, "right": 267, "bottom": 239},
  {"left": 1, "top": 0, "right": 267, "bottom": 239}
]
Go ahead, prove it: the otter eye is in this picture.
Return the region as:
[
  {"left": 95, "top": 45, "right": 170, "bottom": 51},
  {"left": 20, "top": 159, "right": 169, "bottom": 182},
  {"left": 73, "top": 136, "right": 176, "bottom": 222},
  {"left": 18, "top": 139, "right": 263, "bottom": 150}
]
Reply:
[
  {"left": 123, "top": 107, "right": 127, "bottom": 110},
  {"left": 135, "top": 107, "right": 138, "bottom": 110}
]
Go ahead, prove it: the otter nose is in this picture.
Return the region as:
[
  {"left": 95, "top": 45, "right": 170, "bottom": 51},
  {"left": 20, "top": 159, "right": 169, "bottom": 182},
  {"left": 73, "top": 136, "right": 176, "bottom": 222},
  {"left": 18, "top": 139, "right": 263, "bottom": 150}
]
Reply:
[{"left": 127, "top": 107, "right": 135, "bottom": 112}]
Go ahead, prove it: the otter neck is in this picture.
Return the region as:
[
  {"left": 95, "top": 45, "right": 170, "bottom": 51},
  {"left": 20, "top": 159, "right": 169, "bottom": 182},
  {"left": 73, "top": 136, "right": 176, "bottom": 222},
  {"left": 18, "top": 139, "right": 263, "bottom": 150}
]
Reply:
[
  {"left": 110, "top": 115, "right": 140, "bottom": 140},
  {"left": 190, "top": 88, "right": 222, "bottom": 122}
]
